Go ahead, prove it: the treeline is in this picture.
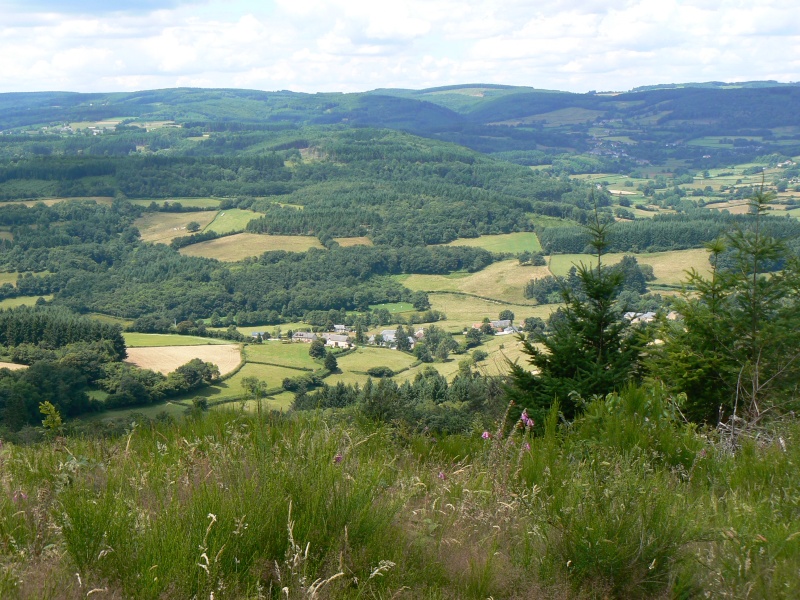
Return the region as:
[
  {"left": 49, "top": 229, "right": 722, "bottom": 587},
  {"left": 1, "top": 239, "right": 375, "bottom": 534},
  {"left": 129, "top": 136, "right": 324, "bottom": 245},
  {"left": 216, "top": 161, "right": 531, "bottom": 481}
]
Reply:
[
  {"left": 293, "top": 366, "right": 504, "bottom": 434},
  {"left": 537, "top": 211, "right": 800, "bottom": 254},
  {"left": 0, "top": 306, "right": 126, "bottom": 359}
]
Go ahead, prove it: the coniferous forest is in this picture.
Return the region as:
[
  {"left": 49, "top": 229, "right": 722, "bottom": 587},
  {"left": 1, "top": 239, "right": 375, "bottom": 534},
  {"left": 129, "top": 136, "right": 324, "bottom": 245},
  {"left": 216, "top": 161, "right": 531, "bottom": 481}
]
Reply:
[{"left": 0, "top": 83, "right": 799, "bottom": 598}]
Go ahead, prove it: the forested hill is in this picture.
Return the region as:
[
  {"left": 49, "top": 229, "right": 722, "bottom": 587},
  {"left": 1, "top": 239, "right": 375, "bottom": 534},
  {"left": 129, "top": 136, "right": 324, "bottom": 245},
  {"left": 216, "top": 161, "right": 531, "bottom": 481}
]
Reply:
[{"left": 3, "top": 82, "right": 800, "bottom": 164}]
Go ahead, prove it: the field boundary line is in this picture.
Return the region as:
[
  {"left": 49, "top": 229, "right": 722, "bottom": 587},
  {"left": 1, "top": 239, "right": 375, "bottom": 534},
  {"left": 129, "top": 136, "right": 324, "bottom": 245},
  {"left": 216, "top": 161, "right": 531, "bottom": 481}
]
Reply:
[{"left": 427, "top": 290, "right": 539, "bottom": 307}]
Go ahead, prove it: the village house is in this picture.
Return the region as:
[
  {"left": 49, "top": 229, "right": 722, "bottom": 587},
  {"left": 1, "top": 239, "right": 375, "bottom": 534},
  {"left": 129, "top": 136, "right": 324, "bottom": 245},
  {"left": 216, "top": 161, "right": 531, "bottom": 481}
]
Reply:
[
  {"left": 321, "top": 333, "right": 352, "bottom": 349},
  {"left": 292, "top": 331, "right": 318, "bottom": 343}
]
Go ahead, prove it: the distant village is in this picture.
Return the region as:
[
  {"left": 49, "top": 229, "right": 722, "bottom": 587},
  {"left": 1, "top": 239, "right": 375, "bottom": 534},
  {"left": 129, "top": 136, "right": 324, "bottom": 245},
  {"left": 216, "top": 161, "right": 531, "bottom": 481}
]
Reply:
[{"left": 246, "top": 318, "right": 524, "bottom": 351}]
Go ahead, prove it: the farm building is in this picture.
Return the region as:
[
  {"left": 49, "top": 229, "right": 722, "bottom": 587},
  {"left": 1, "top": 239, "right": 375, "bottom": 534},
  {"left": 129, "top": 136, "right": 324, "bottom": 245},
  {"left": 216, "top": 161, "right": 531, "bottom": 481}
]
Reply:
[
  {"left": 321, "top": 333, "right": 352, "bottom": 349},
  {"left": 292, "top": 331, "right": 318, "bottom": 343}
]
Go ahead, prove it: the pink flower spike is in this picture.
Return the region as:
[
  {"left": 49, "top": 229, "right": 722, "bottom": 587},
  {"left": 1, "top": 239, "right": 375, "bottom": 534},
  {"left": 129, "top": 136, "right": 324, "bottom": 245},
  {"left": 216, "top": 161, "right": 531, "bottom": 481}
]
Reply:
[
  {"left": 523, "top": 442, "right": 531, "bottom": 451},
  {"left": 482, "top": 431, "right": 491, "bottom": 440},
  {"left": 438, "top": 471, "right": 446, "bottom": 480}
]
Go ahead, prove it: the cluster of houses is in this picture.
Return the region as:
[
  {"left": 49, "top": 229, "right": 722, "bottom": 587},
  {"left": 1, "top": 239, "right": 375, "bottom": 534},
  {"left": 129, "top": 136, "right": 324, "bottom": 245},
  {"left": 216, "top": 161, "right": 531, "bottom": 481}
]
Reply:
[{"left": 469, "top": 319, "right": 521, "bottom": 335}]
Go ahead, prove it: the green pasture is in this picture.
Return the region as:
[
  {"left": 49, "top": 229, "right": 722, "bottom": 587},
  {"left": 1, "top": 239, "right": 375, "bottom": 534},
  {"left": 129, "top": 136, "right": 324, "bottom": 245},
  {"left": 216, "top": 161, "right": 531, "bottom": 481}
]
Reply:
[
  {"left": 203, "top": 208, "right": 260, "bottom": 234},
  {"left": 369, "top": 302, "right": 415, "bottom": 314},
  {"left": 123, "top": 333, "right": 230, "bottom": 347},
  {"left": 0, "top": 272, "right": 18, "bottom": 286},
  {"left": 0, "top": 295, "right": 52, "bottom": 309},
  {"left": 244, "top": 342, "right": 318, "bottom": 370},
  {"left": 88, "top": 313, "right": 133, "bottom": 328},
  {"left": 443, "top": 232, "right": 541, "bottom": 253}
]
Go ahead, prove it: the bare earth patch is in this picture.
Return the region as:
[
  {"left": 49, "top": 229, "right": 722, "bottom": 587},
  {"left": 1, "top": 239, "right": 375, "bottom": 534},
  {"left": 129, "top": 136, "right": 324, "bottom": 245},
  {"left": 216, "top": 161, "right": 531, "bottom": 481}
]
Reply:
[{"left": 125, "top": 344, "right": 242, "bottom": 376}]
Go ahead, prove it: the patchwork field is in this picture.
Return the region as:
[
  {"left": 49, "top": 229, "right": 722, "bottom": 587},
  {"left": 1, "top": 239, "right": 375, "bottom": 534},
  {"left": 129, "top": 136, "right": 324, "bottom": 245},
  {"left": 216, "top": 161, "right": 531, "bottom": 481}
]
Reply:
[
  {"left": 134, "top": 211, "right": 218, "bottom": 243},
  {"left": 125, "top": 344, "right": 242, "bottom": 376},
  {"left": 124, "top": 333, "right": 231, "bottom": 347},
  {"left": 203, "top": 209, "right": 260, "bottom": 234},
  {"left": 548, "top": 248, "right": 712, "bottom": 285},
  {"left": 398, "top": 259, "right": 549, "bottom": 304},
  {"left": 188, "top": 362, "right": 304, "bottom": 403},
  {"left": 443, "top": 232, "right": 542, "bottom": 253},
  {"left": 179, "top": 233, "right": 323, "bottom": 261}
]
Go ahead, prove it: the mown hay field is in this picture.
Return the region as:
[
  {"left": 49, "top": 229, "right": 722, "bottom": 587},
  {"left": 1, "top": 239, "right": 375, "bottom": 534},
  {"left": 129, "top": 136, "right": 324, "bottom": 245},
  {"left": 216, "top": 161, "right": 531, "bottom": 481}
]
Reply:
[
  {"left": 179, "top": 233, "right": 323, "bottom": 261},
  {"left": 548, "top": 248, "right": 711, "bottom": 285},
  {"left": 125, "top": 344, "right": 242, "bottom": 376},
  {"left": 134, "top": 211, "right": 217, "bottom": 243},
  {"left": 442, "top": 232, "right": 542, "bottom": 253},
  {"left": 398, "top": 259, "right": 550, "bottom": 304},
  {"left": 124, "top": 333, "right": 231, "bottom": 347},
  {"left": 0, "top": 361, "right": 27, "bottom": 371}
]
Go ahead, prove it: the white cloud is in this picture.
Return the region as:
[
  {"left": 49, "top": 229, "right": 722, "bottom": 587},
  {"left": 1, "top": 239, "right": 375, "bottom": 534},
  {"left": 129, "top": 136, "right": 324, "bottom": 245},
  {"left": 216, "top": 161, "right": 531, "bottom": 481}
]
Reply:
[{"left": 0, "top": 0, "right": 798, "bottom": 94}]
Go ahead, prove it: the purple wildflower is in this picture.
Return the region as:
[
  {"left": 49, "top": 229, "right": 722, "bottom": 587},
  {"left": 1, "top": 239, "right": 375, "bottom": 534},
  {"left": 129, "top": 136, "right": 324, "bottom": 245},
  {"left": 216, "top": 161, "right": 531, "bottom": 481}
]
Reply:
[
  {"left": 523, "top": 442, "right": 531, "bottom": 452},
  {"left": 333, "top": 453, "right": 343, "bottom": 464},
  {"left": 482, "top": 431, "right": 491, "bottom": 440},
  {"left": 12, "top": 490, "right": 27, "bottom": 503},
  {"left": 520, "top": 409, "right": 535, "bottom": 429},
  {"left": 438, "top": 471, "right": 446, "bottom": 480}
]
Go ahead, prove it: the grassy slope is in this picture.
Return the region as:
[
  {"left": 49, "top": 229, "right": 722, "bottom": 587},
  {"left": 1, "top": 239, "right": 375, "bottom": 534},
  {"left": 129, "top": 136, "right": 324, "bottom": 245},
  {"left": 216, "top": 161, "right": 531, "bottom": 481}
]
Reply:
[{"left": 2, "top": 401, "right": 797, "bottom": 599}]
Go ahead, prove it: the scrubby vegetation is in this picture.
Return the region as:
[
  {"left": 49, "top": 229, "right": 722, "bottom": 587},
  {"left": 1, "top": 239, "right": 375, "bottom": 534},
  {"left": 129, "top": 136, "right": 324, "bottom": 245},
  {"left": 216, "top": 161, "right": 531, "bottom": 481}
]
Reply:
[{"left": 0, "top": 389, "right": 798, "bottom": 599}]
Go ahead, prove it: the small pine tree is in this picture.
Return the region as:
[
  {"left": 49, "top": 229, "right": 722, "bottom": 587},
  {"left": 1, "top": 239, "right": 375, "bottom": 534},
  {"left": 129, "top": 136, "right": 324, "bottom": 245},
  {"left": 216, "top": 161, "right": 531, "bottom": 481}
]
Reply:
[{"left": 506, "top": 208, "right": 646, "bottom": 421}]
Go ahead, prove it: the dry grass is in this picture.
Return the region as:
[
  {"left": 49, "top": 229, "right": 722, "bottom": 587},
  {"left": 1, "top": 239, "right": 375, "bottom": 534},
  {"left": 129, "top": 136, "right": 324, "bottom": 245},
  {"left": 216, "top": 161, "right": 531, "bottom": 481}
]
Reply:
[
  {"left": 400, "top": 260, "right": 550, "bottom": 304},
  {"left": 548, "top": 248, "right": 711, "bottom": 285},
  {"left": 203, "top": 208, "right": 259, "bottom": 234},
  {"left": 125, "top": 344, "right": 241, "bottom": 376},
  {"left": 428, "top": 292, "right": 556, "bottom": 333},
  {"left": 333, "top": 236, "right": 373, "bottom": 247},
  {"left": 179, "top": 233, "right": 323, "bottom": 261},
  {"left": 0, "top": 361, "right": 27, "bottom": 371},
  {"left": 134, "top": 211, "right": 218, "bottom": 243}
]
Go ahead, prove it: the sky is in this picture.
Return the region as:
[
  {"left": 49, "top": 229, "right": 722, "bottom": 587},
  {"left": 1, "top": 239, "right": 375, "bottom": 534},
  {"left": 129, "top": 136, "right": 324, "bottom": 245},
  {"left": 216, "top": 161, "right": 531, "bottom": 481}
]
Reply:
[{"left": 0, "top": 0, "right": 798, "bottom": 94}]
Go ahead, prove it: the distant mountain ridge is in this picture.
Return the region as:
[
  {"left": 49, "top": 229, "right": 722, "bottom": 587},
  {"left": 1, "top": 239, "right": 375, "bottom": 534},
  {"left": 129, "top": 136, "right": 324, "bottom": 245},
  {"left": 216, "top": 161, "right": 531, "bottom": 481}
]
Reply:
[{"left": 2, "top": 82, "right": 799, "bottom": 164}]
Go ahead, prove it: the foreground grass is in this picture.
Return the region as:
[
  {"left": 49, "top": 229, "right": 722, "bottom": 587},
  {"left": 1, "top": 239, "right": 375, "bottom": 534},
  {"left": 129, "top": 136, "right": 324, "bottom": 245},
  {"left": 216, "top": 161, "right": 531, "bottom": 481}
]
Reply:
[{"left": 1, "top": 387, "right": 798, "bottom": 599}]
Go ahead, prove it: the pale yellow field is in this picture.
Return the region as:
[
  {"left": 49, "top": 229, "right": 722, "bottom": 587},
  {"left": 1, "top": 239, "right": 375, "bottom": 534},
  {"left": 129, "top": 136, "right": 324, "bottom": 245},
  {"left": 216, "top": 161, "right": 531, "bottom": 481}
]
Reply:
[
  {"left": 548, "top": 248, "right": 711, "bottom": 285},
  {"left": 0, "top": 272, "right": 18, "bottom": 286},
  {"left": 179, "top": 233, "right": 323, "bottom": 261},
  {"left": 125, "top": 344, "right": 242, "bottom": 376},
  {"left": 399, "top": 260, "right": 550, "bottom": 304},
  {"left": 333, "top": 237, "right": 373, "bottom": 247},
  {"left": 135, "top": 211, "right": 218, "bottom": 243},
  {"left": 0, "top": 362, "right": 27, "bottom": 371}
]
